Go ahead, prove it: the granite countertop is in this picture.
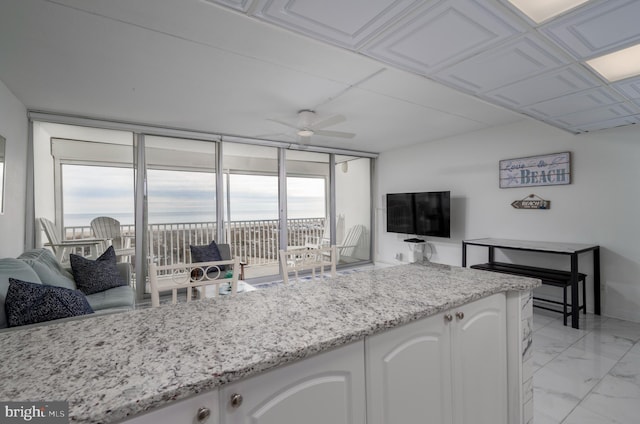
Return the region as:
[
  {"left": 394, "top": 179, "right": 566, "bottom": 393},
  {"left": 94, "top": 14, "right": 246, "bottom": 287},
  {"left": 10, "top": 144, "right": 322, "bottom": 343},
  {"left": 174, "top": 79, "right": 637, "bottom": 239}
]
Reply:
[{"left": 0, "top": 262, "right": 540, "bottom": 424}]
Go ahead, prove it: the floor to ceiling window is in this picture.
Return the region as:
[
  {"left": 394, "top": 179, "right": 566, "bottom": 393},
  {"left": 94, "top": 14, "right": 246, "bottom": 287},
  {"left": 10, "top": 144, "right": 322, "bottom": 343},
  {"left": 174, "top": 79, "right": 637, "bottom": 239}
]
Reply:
[
  {"left": 222, "top": 142, "right": 280, "bottom": 279},
  {"left": 31, "top": 117, "right": 375, "bottom": 298},
  {"left": 33, "top": 122, "right": 136, "bottom": 267},
  {"left": 285, "top": 150, "right": 329, "bottom": 252},
  {"left": 144, "top": 135, "right": 217, "bottom": 276}
]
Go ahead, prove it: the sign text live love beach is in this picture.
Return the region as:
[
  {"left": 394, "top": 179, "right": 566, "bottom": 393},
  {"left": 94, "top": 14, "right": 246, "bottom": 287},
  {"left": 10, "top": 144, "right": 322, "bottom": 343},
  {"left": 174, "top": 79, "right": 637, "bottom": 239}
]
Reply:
[{"left": 499, "top": 152, "right": 571, "bottom": 188}]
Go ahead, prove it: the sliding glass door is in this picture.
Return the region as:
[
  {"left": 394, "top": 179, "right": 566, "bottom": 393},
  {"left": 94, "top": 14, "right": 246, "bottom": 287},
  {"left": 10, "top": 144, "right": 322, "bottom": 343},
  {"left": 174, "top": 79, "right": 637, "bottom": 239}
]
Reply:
[
  {"left": 144, "top": 135, "right": 217, "bottom": 287},
  {"left": 33, "top": 123, "right": 136, "bottom": 267},
  {"left": 31, "top": 118, "right": 375, "bottom": 301},
  {"left": 285, "top": 150, "right": 329, "bottom": 251},
  {"left": 222, "top": 142, "right": 279, "bottom": 280}
]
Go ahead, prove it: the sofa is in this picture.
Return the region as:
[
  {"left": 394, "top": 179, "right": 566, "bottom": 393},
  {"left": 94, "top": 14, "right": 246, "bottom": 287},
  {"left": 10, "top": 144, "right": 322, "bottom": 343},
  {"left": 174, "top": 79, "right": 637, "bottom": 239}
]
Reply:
[{"left": 0, "top": 248, "right": 135, "bottom": 330}]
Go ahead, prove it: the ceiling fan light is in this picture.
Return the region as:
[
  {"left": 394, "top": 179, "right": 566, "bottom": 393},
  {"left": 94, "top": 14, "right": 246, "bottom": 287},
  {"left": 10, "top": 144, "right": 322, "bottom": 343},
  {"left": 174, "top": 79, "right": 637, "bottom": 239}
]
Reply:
[{"left": 297, "top": 129, "right": 314, "bottom": 137}]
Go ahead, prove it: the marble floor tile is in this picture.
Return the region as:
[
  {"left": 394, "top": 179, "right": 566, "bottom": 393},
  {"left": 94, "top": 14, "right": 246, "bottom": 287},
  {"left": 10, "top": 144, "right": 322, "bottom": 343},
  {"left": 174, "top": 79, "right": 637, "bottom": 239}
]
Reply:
[
  {"left": 533, "top": 333, "right": 573, "bottom": 370},
  {"left": 578, "top": 350, "right": 640, "bottom": 424},
  {"left": 590, "top": 318, "right": 640, "bottom": 343},
  {"left": 562, "top": 405, "right": 623, "bottom": 424},
  {"left": 534, "top": 347, "right": 617, "bottom": 399},
  {"left": 569, "top": 331, "right": 634, "bottom": 361},
  {"left": 535, "top": 323, "right": 588, "bottom": 345},
  {"left": 533, "top": 386, "right": 581, "bottom": 423},
  {"left": 533, "top": 311, "right": 640, "bottom": 424},
  {"left": 533, "top": 310, "right": 559, "bottom": 331}
]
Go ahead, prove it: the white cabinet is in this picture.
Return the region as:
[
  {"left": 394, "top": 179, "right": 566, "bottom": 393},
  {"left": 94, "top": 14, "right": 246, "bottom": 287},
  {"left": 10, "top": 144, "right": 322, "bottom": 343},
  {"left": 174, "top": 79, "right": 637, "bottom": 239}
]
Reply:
[
  {"left": 366, "top": 293, "right": 507, "bottom": 424},
  {"left": 219, "top": 340, "right": 366, "bottom": 424},
  {"left": 452, "top": 293, "right": 507, "bottom": 424},
  {"left": 122, "top": 389, "right": 219, "bottom": 424}
]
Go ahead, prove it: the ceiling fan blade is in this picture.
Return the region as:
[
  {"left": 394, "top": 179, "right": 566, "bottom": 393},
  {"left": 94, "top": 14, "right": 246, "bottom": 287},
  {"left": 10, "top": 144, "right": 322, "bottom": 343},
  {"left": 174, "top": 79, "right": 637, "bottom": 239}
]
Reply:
[
  {"left": 310, "top": 114, "right": 346, "bottom": 130},
  {"left": 267, "top": 118, "right": 299, "bottom": 130},
  {"left": 314, "top": 129, "right": 356, "bottom": 139}
]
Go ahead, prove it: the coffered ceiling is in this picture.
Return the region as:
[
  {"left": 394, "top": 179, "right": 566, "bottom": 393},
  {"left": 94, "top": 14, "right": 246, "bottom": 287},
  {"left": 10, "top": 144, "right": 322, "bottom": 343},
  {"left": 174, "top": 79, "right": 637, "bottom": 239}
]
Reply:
[
  {"left": 213, "top": 0, "right": 640, "bottom": 134},
  {"left": 0, "top": 0, "right": 639, "bottom": 153}
]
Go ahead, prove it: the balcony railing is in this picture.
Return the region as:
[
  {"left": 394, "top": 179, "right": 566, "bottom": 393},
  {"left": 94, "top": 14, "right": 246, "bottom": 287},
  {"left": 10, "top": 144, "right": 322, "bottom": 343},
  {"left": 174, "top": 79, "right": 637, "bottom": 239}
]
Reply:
[{"left": 64, "top": 217, "right": 325, "bottom": 268}]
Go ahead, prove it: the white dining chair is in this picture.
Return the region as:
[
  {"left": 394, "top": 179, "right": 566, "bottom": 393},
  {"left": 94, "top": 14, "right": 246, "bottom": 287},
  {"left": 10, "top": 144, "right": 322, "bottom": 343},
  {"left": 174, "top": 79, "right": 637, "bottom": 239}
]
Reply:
[{"left": 279, "top": 245, "right": 337, "bottom": 284}]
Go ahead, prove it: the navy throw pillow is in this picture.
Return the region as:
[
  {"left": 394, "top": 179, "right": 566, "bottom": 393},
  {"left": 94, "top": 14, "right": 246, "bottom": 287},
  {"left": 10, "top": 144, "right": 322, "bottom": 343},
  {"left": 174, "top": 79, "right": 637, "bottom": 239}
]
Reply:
[
  {"left": 190, "top": 241, "right": 226, "bottom": 267},
  {"left": 70, "top": 246, "right": 127, "bottom": 295},
  {"left": 5, "top": 278, "right": 94, "bottom": 327}
]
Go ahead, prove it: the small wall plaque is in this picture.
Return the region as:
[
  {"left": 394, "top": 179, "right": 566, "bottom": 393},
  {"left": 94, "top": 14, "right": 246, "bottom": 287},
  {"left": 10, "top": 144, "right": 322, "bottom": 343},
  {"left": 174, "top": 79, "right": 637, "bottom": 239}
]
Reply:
[
  {"left": 511, "top": 194, "right": 550, "bottom": 210},
  {"left": 500, "top": 152, "right": 570, "bottom": 188}
]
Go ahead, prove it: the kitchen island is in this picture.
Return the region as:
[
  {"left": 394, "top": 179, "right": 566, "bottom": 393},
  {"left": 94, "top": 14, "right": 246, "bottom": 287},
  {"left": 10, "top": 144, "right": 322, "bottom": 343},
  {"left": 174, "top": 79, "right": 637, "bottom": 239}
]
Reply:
[{"left": 0, "top": 262, "right": 540, "bottom": 424}]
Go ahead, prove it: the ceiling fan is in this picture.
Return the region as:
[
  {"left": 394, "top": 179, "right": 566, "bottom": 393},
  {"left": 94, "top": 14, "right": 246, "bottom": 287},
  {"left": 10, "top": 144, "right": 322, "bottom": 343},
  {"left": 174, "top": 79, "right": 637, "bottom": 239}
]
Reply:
[{"left": 268, "top": 110, "right": 356, "bottom": 145}]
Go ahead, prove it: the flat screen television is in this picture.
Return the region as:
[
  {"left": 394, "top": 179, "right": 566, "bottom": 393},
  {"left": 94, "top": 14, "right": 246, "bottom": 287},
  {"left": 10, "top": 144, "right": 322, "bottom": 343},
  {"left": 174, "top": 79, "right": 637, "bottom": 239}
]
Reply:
[{"left": 386, "top": 191, "right": 450, "bottom": 238}]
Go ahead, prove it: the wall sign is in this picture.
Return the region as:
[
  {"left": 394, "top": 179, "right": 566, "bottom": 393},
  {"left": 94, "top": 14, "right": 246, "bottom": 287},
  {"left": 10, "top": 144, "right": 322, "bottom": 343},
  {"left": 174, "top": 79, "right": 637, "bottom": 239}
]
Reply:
[
  {"left": 499, "top": 152, "right": 570, "bottom": 188},
  {"left": 511, "top": 194, "right": 550, "bottom": 210}
]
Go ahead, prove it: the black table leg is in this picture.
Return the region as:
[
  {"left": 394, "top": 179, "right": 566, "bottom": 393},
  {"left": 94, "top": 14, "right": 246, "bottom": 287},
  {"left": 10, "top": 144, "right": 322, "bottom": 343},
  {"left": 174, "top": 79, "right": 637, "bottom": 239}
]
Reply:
[
  {"left": 462, "top": 242, "right": 467, "bottom": 267},
  {"left": 571, "top": 253, "right": 579, "bottom": 329},
  {"left": 594, "top": 247, "right": 601, "bottom": 315},
  {"left": 488, "top": 246, "right": 495, "bottom": 264}
]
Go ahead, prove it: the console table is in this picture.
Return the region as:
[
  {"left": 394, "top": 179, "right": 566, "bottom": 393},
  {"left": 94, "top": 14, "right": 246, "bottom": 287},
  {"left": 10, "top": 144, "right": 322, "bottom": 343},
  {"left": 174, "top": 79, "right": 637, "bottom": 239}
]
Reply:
[{"left": 462, "top": 238, "right": 600, "bottom": 329}]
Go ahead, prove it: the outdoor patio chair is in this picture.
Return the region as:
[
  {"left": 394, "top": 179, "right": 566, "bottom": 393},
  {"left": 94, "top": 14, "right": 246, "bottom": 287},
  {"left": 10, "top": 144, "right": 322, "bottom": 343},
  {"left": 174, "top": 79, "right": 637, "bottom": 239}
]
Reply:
[
  {"left": 304, "top": 214, "right": 344, "bottom": 249},
  {"left": 279, "top": 245, "right": 337, "bottom": 284},
  {"left": 336, "top": 224, "right": 366, "bottom": 263},
  {"left": 38, "top": 217, "right": 103, "bottom": 263},
  {"left": 90, "top": 216, "right": 135, "bottom": 262}
]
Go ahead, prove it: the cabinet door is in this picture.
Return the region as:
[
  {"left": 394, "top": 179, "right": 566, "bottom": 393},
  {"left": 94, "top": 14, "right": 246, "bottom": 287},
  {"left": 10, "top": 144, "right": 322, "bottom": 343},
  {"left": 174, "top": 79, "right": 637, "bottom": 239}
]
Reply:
[
  {"left": 123, "top": 389, "right": 218, "bottom": 424},
  {"left": 451, "top": 293, "right": 507, "bottom": 424},
  {"left": 366, "top": 312, "right": 452, "bottom": 424},
  {"left": 220, "top": 340, "right": 365, "bottom": 424}
]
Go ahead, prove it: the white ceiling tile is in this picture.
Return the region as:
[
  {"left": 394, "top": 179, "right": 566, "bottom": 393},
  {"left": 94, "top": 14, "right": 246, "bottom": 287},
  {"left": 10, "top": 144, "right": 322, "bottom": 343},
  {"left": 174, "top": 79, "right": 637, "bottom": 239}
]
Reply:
[
  {"left": 570, "top": 115, "right": 639, "bottom": 133},
  {"left": 612, "top": 77, "right": 640, "bottom": 100},
  {"left": 356, "top": 67, "right": 522, "bottom": 125},
  {"left": 541, "top": 0, "right": 640, "bottom": 59},
  {"left": 252, "top": 0, "right": 423, "bottom": 49},
  {"left": 433, "top": 33, "right": 569, "bottom": 93},
  {"left": 322, "top": 86, "right": 490, "bottom": 151},
  {"left": 483, "top": 65, "right": 600, "bottom": 108},
  {"left": 523, "top": 87, "right": 625, "bottom": 119},
  {"left": 203, "top": 0, "right": 254, "bottom": 13},
  {"left": 550, "top": 102, "right": 640, "bottom": 128},
  {"left": 362, "top": 0, "right": 526, "bottom": 75}
]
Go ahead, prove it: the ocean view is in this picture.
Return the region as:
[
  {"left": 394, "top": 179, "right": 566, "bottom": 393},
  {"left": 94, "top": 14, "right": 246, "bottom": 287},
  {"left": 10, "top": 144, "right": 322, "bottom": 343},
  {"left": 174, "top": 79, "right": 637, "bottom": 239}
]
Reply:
[{"left": 64, "top": 209, "right": 322, "bottom": 227}]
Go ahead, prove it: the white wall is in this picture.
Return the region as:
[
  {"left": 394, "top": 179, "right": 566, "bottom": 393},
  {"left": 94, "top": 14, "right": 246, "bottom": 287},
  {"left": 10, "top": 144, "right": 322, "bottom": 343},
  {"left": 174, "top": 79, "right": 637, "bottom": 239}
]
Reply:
[
  {"left": 376, "top": 119, "right": 640, "bottom": 323},
  {"left": 0, "top": 79, "right": 27, "bottom": 257}
]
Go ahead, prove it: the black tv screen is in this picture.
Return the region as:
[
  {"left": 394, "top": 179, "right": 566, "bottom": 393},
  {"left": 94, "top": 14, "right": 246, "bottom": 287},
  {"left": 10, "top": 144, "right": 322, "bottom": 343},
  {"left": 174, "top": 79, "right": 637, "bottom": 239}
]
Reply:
[
  {"left": 386, "top": 193, "right": 415, "bottom": 234},
  {"left": 386, "top": 191, "right": 450, "bottom": 238},
  {"left": 414, "top": 191, "right": 450, "bottom": 238}
]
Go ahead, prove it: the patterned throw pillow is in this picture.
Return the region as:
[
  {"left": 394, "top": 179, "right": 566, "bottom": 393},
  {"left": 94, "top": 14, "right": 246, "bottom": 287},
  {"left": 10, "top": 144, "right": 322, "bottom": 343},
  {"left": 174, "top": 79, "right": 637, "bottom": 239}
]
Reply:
[
  {"left": 190, "top": 241, "right": 226, "bottom": 270},
  {"left": 5, "top": 278, "right": 94, "bottom": 327},
  {"left": 70, "top": 246, "right": 127, "bottom": 295}
]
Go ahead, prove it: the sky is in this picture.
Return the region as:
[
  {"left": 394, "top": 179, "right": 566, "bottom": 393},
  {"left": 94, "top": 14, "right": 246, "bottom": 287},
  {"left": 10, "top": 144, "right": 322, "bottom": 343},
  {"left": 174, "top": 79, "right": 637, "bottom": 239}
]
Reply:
[{"left": 62, "top": 165, "right": 325, "bottom": 226}]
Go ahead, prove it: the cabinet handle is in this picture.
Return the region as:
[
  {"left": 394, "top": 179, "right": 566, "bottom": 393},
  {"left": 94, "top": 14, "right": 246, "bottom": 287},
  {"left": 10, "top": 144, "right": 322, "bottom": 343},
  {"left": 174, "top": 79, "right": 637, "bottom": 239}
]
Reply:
[
  {"left": 196, "top": 407, "right": 210, "bottom": 422},
  {"left": 230, "top": 393, "right": 243, "bottom": 409},
  {"left": 444, "top": 313, "right": 453, "bottom": 322},
  {"left": 456, "top": 312, "right": 464, "bottom": 320}
]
